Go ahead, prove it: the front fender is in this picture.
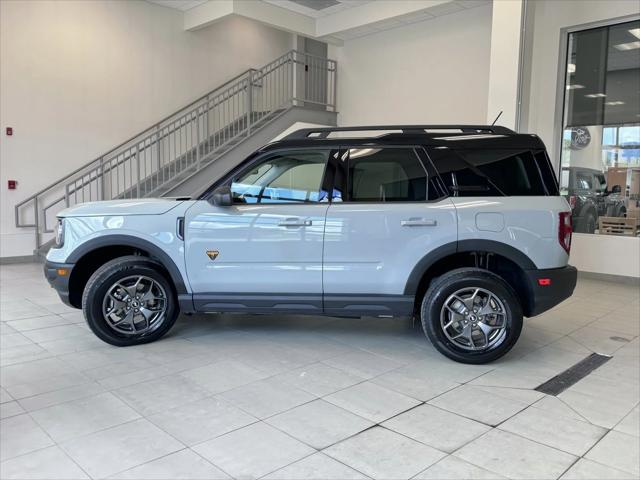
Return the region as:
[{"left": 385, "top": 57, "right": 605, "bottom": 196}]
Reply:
[{"left": 47, "top": 215, "right": 190, "bottom": 294}]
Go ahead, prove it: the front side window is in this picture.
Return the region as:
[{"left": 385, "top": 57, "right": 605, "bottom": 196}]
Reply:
[
  {"left": 230, "top": 149, "right": 330, "bottom": 203},
  {"left": 347, "top": 147, "right": 428, "bottom": 202}
]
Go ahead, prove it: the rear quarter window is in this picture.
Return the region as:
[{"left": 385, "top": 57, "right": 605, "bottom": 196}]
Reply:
[{"left": 429, "top": 148, "right": 549, "bottom": 196}]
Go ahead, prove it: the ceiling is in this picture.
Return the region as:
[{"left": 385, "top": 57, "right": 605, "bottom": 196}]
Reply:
[
  {"left": 147, "top": 0, "right": 207, "bottom": 11},
  {"left": 327, "top": 0, "right": 490, "bottom": 41},
  {"left": 262, "top": 0, "right": 372, "bottom": 18},
  {"left": 146, "top": 0, "right": 491, "bottom": 42}
]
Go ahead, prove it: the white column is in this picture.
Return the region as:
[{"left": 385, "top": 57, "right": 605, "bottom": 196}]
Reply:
[{"left": 486, "top": 0, "right": 525, "bottom": 130}]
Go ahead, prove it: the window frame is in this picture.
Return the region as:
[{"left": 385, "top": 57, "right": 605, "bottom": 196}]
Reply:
[{"left": 331, "top": 144, "right": 441, "bottom": 204}]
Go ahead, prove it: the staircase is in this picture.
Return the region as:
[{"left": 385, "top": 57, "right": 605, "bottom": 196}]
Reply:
[{"left": 14, "top": 50, "right": 338, "bottom": 253}]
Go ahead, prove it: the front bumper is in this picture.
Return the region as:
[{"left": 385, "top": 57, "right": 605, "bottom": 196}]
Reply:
[
  {"left": 524, "top": 265, "right": 578, "bottom": 317},
  {"left": 44, "top": 260, "right": 75, "bottom": 308}
]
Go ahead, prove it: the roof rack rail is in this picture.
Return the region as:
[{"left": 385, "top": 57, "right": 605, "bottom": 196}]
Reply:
[{"left": 283, "top": 124, "right": 516, "bottom": 140}]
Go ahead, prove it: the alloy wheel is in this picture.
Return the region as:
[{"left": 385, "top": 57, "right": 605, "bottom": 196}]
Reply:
[
  {"left": 102, "top": 275, "right": 167, "bottom": 336},
  {"left": 440, "top": 287, "right": 507, "bottom": 351}
]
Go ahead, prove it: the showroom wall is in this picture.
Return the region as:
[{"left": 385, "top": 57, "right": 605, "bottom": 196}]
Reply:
[
  {"left": 0, "top": 0, "right": 293, "bottom": 257},
  {"left": 329, "top": 3, "right": 492, "bottom": 127}
]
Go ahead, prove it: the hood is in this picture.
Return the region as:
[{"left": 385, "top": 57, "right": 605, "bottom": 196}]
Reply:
[{"left": 58, "top": 198, "right": 186, "bottom": 217}]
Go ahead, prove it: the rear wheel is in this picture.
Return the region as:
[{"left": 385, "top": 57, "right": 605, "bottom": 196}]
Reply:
[
  {"left": 420, "top": 268, "right": 522, "bottom": 364},
  {"left": 82, "top": 256, "right": 179, "bottom": 346},
  {"left": 584, "top": 212, "right": 597, "bottom": 233}
]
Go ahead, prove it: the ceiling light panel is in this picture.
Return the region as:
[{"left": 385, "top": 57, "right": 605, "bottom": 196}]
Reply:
[{"left": 614, "top": 41, "right": 640, "bottom": 51}]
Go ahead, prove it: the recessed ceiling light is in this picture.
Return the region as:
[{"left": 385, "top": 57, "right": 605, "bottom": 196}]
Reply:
[
  {"left": 566, "top": 84, "right": 585, "bottom": 90},
  {"left": 568, "top": 63, "right": 576, "bottom": 73},
  {"left": 585, "top": 93, "right": 607, "bottom": 98},
  {"left": 629, "top": 28, "right": 640, "bottom": 40},
  {"left": 614, "top": 41, "right": 640, "bottom": 51},
  {"left": 605, "top": 101, "right": 625, "bottom": 106}
]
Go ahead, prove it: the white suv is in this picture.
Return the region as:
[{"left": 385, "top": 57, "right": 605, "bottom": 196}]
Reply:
[{"left": 45, "top": 125, "right": 577, "bottom": 363}]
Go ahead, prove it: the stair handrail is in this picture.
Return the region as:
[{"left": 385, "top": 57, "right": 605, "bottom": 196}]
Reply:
[
  {"left": 13, "top": 67, "right": 259, "bottom": 225},
  {"left": 15, "top": 49, "right": 337, "bottom": 252}
]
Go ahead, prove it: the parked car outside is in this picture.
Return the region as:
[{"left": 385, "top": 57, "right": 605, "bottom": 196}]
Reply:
[{"left": 561, "top": 166, "right": 626, "bottom": 233}]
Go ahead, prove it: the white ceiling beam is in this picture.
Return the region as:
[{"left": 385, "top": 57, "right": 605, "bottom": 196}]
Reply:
[
  {"left": 184, "top": 0, "right": 315, "bottom": 36},
  {"left": 184, "top": 0, "right": 234, "bottom": 30},
  {"left": 316, "top": 0, "right": 455, "bottom": 37},
  {"left": 183, "top": 0, "right": 468, "bottom": 42}
]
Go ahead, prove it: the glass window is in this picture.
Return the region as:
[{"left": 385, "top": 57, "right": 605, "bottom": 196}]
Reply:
[
  {"left": 231, "top": 149, "right": 329, "bottom": 203},
  {"left": 575, "top": 172, "right": 593, "bottom": 190},
  {"left": 431, "top": 148, "right": 548, "bottom": 196},
  {"left": 347, "top": 148, "right": 428, "bottom": 202},
  {"left": 560, "top": 19, "right": 640, "bottom": 234},
  {"left": 463, "top": 150, "right": 546, "bottom": 196}
]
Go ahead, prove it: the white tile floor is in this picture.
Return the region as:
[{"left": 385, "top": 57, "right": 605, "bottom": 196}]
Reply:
[{"left": 0, "top": 262, "right": 638, "bottom": 480}]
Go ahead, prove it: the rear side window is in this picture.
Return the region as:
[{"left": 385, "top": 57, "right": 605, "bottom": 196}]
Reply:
[
  {"left": 429, "top": 148, "right": 549, "bottom": 196},
  {"left": 461, "top": 150, "right": 546, "bottom": 196},
  {"left": 347, "top": 147, "right": 428, "bottom": 202}
]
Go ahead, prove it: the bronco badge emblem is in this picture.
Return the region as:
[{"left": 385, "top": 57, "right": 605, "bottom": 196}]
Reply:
[{"left": 206, "top": 250, "right": 219, "bottom": 261}]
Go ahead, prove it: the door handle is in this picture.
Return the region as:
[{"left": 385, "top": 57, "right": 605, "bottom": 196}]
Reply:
[
  {"left": 278, "top": 218, "right": 312, "bottom": 227},
  {"left": 401, "top": 218, "right": 437, "bottom": 227}
]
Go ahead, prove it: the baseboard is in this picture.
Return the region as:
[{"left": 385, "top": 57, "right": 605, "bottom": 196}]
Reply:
[
  {"left": 578, "top": 270, "right": 640, "bottom": 286},
  {"left": 0, "top": 255, "right": 40, "bottom": 265}
]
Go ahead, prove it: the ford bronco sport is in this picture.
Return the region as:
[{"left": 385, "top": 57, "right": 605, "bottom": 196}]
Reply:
[{"left": 45, "top": 125, "right": 577, "bottom": 364}]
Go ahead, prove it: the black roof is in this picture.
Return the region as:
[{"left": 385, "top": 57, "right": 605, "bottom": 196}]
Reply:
[{"left": 261, "top": 125, "right": 545, "bottom": 152}]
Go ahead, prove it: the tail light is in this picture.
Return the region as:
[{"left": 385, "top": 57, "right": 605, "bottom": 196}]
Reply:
[
  {"left": 568, "top": 195, "right": 577, "bottom": 210},
  {"left": 559, "top": 212, "right": 572, "bottom": 254}
]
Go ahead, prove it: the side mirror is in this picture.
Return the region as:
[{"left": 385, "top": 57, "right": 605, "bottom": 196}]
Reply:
[
  {"left": 211, "top": 185, "right": 232, "bottom": 207},
  {"left": 611, "top": 184, "right": 622, "bottom": 195}
]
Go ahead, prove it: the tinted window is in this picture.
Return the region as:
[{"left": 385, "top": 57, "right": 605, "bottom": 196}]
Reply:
[
  {"left": 463, "top": 150, "right": 546, "bottom": 196},
  {"left": 231, "top": 150, "right": 329, "bottom": 203},
  {"left": 347, "top": 148, "right": 428, "bottom": 202},
  {"left": 431, "top": 148, "right": 547, "bottom": 196},
  {"left": 575, "top": 172, "right": 593, "bottom": 190}
]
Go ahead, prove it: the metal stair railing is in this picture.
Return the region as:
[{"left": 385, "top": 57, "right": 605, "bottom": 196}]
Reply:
[{"left": 14, "top": 50, "right": 337, "bottom": 251}]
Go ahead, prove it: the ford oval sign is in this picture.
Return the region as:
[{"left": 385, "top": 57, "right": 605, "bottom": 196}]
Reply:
[{"left": 570, "top": 127, "right": 591, "bottom": 150}]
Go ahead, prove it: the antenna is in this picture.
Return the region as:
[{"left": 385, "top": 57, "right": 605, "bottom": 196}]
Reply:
[{"left": 491, "top": 111, "right": 503, "bottom": 127}]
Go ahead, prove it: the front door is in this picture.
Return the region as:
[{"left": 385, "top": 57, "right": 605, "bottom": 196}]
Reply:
[
  {"left": 184, "top": 147, "right": 335, "bottom": 313},
  {"left": 323, "top": 146, "right": 458, "bottom": 316}
]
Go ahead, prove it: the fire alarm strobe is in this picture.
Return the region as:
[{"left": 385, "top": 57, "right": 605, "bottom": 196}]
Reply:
[
  {"left": 8, "top": 180, "right": 17, "bottom": 190},
  {"left": 6, "top": 127, "right": 13, "bottom": 136}
]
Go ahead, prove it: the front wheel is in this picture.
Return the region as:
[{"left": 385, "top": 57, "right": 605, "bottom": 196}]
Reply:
[
  {"left": 421, "top": 268, "right": 523, "bottom": 364},
  {"left": 82, "top": 256, "right": 179, "bottom": 347}
]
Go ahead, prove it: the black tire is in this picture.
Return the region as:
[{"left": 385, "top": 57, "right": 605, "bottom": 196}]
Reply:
[
  {"left": 420, "top": 268, "right": 523, "bottom": 364},
  {"left": 82, "top": 256, "right": 179, "bottom": 347},
  {"left": 584, "top": 212, "right": 597, "bottom": 234}
]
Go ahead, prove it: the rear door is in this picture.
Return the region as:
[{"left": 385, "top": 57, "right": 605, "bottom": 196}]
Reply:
[{"left": 322, "top": 145, "right": 457, "bottom": 316}]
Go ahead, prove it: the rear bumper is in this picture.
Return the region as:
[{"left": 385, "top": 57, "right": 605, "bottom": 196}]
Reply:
[
  {"left": 44, "top": 260, "right": 75, "bottom": 308},
  {"left": 524, "top": 265, "right": 577, "bottom": 317}
]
